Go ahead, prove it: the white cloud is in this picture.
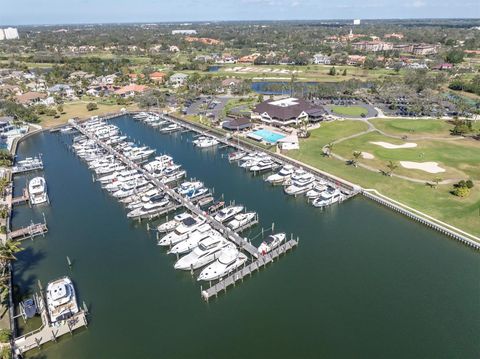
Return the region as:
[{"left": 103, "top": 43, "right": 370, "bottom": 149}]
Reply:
[{"left": 410, "top": 0, "right": 427, "bottom": 8}]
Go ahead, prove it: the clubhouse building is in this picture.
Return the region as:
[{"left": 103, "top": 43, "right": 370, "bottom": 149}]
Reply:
[{"left": 252, "top": 97, "right": 324, "bottom": 126}]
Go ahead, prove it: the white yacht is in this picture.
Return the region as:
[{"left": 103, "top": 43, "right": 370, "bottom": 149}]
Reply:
[
  {"left": 228, "top": 151, "right": 246, "bottom": 162},
  {"left": 126, "top": 195, "right": 170, "bottom": 218},
  {"left": 250, "top": 159, "right": 275, "bottom": 173},
  {"left": 227, "top": 212, "right": 256, "bottom": 231},
  {"left": 167, "top": 224, "right": 215, "bottom": 255},
  {"left": 185, "top": 187, "right": 209, "bottom": 200},
  {"left": 161, "top": 124, "right": 181, "bottom": 133},
  {"left": 157, "top": 212, "right": 192, "bottom": 233},
  {"left": 312, "top": 188, "right": 343, "bottom": 208},
  {"left": 214, "top": 205, "right": 244, "bottom": 223},
  {"left": 174, "top": 236, "right": 232, "bottom": 270},
  {"left": 158, "top": 216, "right": 206, "bottom": 246},
  {"left": 143, "top": 155, "right": 174, "bottom": 172},
  {"left": 177, "top": 181, "right": 204, "bottom": 196},
  {"left": 46, "top": 277, "right": 79, "bottom": 323},
  {"left": 305, "top": 182, "right": 328, "bottom": 200},
  {"left": 265, "top": 165, "right": 294, "bottom": 185},
  {"left": 28, "top": 177, "right": 48, "bottom": 205},
  {"left": 193, "top": 137, "right": 219, "bottom": 148},
  {"left": 197, "top": 247, "right": 248, "bottom": 281},
  {"left": 284, "top": 173, "right": 315, "bottom": 195},
  {"left": 258, "top": 233, "right": 286, "bottom": 255}
]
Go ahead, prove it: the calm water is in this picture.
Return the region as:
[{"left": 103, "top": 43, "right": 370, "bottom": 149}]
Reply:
[{"left": 13, "top": 115, "right": 480, "bottom": 359}]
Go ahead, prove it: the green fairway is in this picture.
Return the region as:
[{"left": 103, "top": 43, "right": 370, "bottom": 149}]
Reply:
[
  {"left": 286, "top": 120, "right": 480, "bottom": 236},
  {"left": 370, "top": 118, "right": 454, "bottom": 137},
  {"left": 333, "top": 131, "right": 480, "bottom": 180},
  {"left": 330, "top": 106, "right": 368, "bottom": 117}
]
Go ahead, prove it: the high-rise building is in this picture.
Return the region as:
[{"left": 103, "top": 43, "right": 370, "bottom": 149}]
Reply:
[
  {"left": 1, "top": 28, "right": 19, "bottom": 40},
  {"left": 0, "top": 30, "right": 4, "bottom": 41}
]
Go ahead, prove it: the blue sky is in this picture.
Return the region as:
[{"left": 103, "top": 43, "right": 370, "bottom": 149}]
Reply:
[{"left": 1, "top": 0, "right": 479, "bottom": 25}]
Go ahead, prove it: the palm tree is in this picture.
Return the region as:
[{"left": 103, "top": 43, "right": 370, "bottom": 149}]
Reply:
[
  {"left": 324, "top": 142, "right": 334, "bottom": 157},
  {"left": 351, "top": 151, "right": 361, "bottom": 167},
  {"left": 385, "top": 160, "right": 398, "bottom": 176},
  {"left": 0, "top": 240, "right": 22, "bottom": 276}
]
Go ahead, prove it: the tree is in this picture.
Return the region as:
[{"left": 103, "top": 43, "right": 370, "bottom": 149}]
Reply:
[
  {"left": 86, "top": 102, "right": 98, "bottom": 111},
  {"left": 385, "top": 160, "right": 398, "bottom": 176},
  {"left": 342, "top": 69, "right": 347, "bottom": 76},
  {"left": 329, "top": 66, "right": 336, "bottom": 76},
  {"left": 432, "top": 177, "right": 442, "bottom": 189},
  {"left": 445, "top": 49, "right": 464, "bottom": 64},
  {"left": 351, "top": 151, "right": 361, "bottom": 167},
  {"left": 324, "top": 142, "right": 334, "bottom": 157},
  {"left": 0, "top": 240, "right": 22, "bottom": 278},
  {"left": 57, "top": 105, "right": 64, "bottom": 114}
]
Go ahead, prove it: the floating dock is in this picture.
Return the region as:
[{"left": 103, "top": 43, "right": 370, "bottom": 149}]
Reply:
[
  {"left": 201, "top": 238, "right": 298, "bottom": 301},
  {"left": 70, "top": 119, "right": 260, "bottom": 258}
]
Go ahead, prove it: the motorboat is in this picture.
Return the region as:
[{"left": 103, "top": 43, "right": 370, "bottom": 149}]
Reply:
[
  {"left": 284, "top": 173, "right": 315, "bottom": 195},
  {"left": 97, "top": 169, "right": 138, "bottom": 185},
  {"left": 161, "top": 124, "right": 181, "bottom": 133},
  {"left": 112, "top": 182, "right": 153, "bottom": 199},
  {"left": 174, "top": 237, "right": 232, "bottom": 270},
  {"left": 162, "top": 170, "right": 186, "bottom": 184},
  {"left": 167, "top": 224, "right": 215, "bottom": 255},
  {"left": 185, "top": 187, "right": 209, "bottom": 200},
  {"left": 312, "top": 188, "right": 343, "bottom": 208},
  {"left": 28, "top": 176, "right": 48, "bottom": 205},
  {"left": 177, "top": 181, "right": 204, "bottom": 196},
  {"left": 143, "top": 155, "right": 174, "bottom": 172},
  {"left": 193, "top": 137, "right": 219, "bottom": 148},
  {"left": 214, "top": 205, "right": 244, "bottom": 223},
  {"left": 157, "top": 212, "right": 192, "bottom": 233},
  {"left": 126, "top": 195, "right": 170, "bottom": 218},
  {"left": 207, "top": 201, "right": 225, "bottom": 214},
  {"left": 126, "top": 188, "right": 162, "bottom": 209},
  {"left": 197, "top": 246, "right": 248, "bottom": 281},
  {"left": 258, "top": 233, "right": 286, "bottom": 255},
  {"left": 46, "top": 277, "right": 79, "bottom": 323},
  {"left": 265, "top": 165, "right": 295, "bottom": 185},
  {"left": 158, "top": 216, "right": 206, "bottom": 246},
  {"left": 228, "top": 151, "right": 246, "bottom": 162},
  {"left": 250, "top": 159, "right": 275, "bottom": 173},
  {"left": 227, "top": 212, "right": 256, "bottom": 231},
  {"left": 305, "top": 182, "right": 328, "bottom": 200}
]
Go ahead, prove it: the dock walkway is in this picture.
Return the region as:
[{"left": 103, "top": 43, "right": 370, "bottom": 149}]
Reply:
[
  {"left": 9, "top": 223, "right": 47, "bottom": 241},
  {"left": 13, "top": 292, "right": 87, "bottom": 356},
  {"left": 201, "top": 238, "right": 298, "bottom": 301},
  {"left": 70, "top": 120, "right": 260, "bottom": 258}
]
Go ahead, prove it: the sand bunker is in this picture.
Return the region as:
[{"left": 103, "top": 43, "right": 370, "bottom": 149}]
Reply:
[
  {"left": 361, "top": 152, "right": 374, "bottom": 159},
  {"left": 370, "top": 141, "right": 417, "bottom": 149},
  {"left": 400, "top": 161, "right": 445, "bottom": 174}
]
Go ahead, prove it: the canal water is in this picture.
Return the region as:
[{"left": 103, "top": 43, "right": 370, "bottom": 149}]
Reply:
[{"left": 13, "top": 115, "right": 480, "bottom": 358}]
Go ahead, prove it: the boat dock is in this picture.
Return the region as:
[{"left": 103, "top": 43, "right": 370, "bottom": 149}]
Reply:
[
  {"left": 13, "top": 291, "right": 87, "bottom": 356},
  {"left": 9, "top": 223, "right": 48, "bottom": 241},
  {"left": 12, "top": 158, "right": 44, "bottom": 175},
  {"left": 11, "top": 188, "right": 29, "bottom": 206},
  {"left": 201, "top": 238, "right": 299, "bottom": 301},
  {"left": 70, "top": 120, "right": 260, "bottom": 258}
]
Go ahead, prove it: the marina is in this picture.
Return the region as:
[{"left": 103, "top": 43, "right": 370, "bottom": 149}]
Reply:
[{"left": 9, "top": 114, "right": 480, "bottom": 359}]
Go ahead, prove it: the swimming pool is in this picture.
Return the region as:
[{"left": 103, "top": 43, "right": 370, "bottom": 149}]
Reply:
[{"left": 249, "top": 129, "right": 286, "bottom": 143}]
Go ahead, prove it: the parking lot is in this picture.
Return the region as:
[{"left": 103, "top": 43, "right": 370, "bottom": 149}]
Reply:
[{"left": 184, "top": 96, "right": 230, "bottom": 121}]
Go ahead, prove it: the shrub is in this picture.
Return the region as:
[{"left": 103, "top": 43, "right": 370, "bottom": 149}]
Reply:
[
  {"left": 465, "top": 179, "right": 474, "bottom": 189},
  {"left": 0, "top": 329, "right": 11, "bottom": 343},
  {"left": 452, "top": 186, "right": 470, "bottom": 197},
  {"left": 86, "top": 102, "right": 98, "bottom": 111}
]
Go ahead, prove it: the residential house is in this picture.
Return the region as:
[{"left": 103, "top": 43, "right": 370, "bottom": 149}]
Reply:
[
  {"left": 313, "top": 53, "right": 331, "bottom": 65},
  {"left": 15, "top": 91, "right": 47, "bottom": 105},
  {"left": 149, "top": 72, "right": 167, "bottom": 83},
  {"left": 169, "top": 73, "right": 188, "bottom": 88},
  {"left": 115, "top": 84, "right": 148, "bottom": 98},
  {"left": 347, "top": 55, "right": 366, "bottom": 66}
]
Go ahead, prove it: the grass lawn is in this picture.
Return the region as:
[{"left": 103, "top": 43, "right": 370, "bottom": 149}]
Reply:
[
  {"left": 330, "top": 106, "right": 368, "bottom": 117},
  {"left": 39, "top": 101, "right": 138, "bottom": 128},
  {"left": 287, "top": 120, "right": 480, "bottom": 236},
  {"left": 308, "top": 120, "right": 369, "bottom": 145},
  {"left": 288, "top": 142, "right": 480, "bottom": 237},
  {"left": 333, "top": 131, "right": 480, "bottom": 180},
  {"left": 370, "top": 118, "right": 455, "bottom": 137}
]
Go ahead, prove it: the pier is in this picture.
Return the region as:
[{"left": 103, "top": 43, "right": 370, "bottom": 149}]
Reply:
[
  {"left": 13, "top": 291, "right": 87, "bottom": 356},
  {"left": 70, "top": 120, "right": 261, "bottom": 258},
  {"left": 201, "top": 238, "right": 299, "bottom": 301},
  {"left": 12, "top": 158, "right": 43, "bottom": 175},
  {"left": 11, "top": 188, "right": 29, "bottom": 206},
  {"left": 9, "top": 223, "right": 48, "bottom": 241}
]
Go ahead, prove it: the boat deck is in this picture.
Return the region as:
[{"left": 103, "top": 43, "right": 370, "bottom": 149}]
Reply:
[{"left": 9, "top": 223, "right": 48, "bottom": 241}]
